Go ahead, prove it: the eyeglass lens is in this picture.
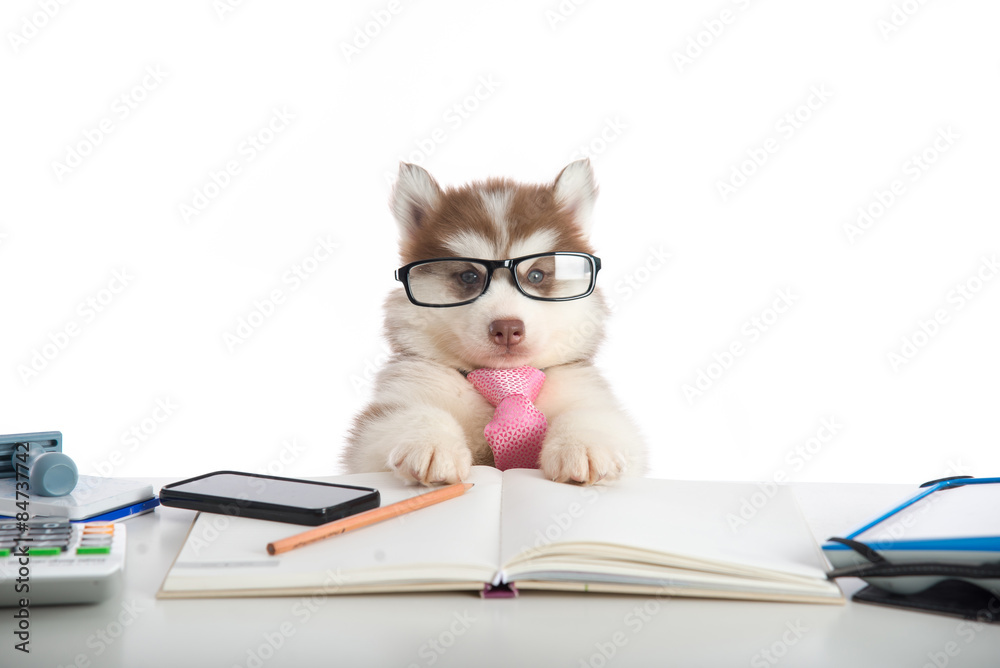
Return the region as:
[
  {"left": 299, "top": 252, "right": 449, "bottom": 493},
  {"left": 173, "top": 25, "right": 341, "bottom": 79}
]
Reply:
[{"left": 406, "top": 255, "right": 594, "bottom": 305}]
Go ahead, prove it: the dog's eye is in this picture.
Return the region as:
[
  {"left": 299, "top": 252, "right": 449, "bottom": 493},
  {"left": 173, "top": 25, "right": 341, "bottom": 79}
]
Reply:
[
  {"left": 526, "top": 269, "right": 545, "bottom": 284},
  {"left": 459, "top": 270, "right": 480, "bottom": 285}
]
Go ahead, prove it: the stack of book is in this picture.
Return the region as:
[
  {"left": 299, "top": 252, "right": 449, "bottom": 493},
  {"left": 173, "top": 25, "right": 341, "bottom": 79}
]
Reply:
[{"left": 0, "top": 475, "right": 158, "bottom": 523}]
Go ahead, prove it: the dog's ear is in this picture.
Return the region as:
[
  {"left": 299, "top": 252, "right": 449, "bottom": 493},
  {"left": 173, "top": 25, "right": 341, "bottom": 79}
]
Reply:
[
  {"left": 391, "top": 162, "right": 442, "bottom": 239},
  {"left": 553, "top": 159, "right": 598, "bottom": 233}
]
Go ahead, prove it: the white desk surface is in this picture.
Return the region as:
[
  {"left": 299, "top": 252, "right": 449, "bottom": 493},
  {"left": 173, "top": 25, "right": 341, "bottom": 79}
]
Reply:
[{"left": 5, "top": 480, "right": 999, "bottom": 668}]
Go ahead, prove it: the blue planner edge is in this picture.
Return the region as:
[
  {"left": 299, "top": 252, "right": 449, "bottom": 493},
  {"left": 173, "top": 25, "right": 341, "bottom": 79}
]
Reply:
[
  {"left": 0, "top": 497, "right": 160, "bottom": 523},
  {"left": 823, "top": 477, "right": 1000, "bottom": 552}
]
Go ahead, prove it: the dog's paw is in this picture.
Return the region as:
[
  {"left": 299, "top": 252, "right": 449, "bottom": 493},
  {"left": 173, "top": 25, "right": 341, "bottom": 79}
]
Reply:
[
  {"left": 387, "top": 438, "right": 472, "bottom": 486},
  {"left": 539, "top": 431, "right": 627, "bottom": 485}
]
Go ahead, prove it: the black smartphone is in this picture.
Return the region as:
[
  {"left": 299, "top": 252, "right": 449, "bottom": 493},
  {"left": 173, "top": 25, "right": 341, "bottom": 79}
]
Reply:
[{"left": 159, "top": 471, "right": 380, "bottom": 526}]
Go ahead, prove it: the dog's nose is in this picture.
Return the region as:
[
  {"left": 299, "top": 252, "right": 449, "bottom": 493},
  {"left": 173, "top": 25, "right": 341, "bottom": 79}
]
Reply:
[{"left": 489, "top": 319, "right": 525, "bottom": 347}]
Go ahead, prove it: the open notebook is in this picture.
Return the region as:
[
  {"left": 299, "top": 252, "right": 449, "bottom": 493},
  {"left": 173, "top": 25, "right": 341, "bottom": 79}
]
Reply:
[{"left": 158, "top": 467, "right": 842, "bottom": 603}]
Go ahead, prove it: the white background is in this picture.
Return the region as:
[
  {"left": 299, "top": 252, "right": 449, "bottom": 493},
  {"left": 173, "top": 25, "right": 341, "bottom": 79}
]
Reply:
[{"left": 2, "top": 0, "right": 998, "bottom": 484}]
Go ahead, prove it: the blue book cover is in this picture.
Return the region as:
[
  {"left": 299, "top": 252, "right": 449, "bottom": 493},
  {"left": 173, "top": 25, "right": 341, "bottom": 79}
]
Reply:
[
  {"left": 0, "top": 475, "right": 156, "bottom": 521},
  {"left": 824, "top": 477, "right": 1000, "bottom": 553}
]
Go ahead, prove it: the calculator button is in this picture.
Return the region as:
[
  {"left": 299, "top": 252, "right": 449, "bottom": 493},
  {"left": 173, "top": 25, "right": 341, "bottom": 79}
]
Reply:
[
  {"left": 27, "top": 547, "right": 62, "bottom": 556},
  {"left": 76, "top": 546, "right": 111, "bottom": 555},
  {"left": 26, "top": 528, "right": 72, "bottom": 537},
  {"left": 83, "top": 526, "right": 115, "bottom": 534},
  {"left": 0, "top": 549, "right": 9, "bottom": 557}
]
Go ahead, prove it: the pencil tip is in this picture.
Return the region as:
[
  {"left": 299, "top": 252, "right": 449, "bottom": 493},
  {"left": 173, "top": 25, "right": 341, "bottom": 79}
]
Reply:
[{"left": 266, "top": 544, "right": 275, "bottom": 555}]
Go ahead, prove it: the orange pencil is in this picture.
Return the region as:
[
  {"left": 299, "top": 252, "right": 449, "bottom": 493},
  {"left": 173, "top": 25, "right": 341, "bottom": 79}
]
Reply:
[{"left": 266, "top": 482, "right": 474, "bottom": 555}]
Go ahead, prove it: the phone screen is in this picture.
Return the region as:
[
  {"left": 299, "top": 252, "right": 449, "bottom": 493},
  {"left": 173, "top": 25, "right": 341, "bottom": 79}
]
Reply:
[{"left": 168, "top": 473, "right": 374, "bottom": 510}]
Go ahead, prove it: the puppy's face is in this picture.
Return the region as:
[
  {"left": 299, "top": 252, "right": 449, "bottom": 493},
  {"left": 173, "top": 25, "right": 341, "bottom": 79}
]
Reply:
[{"left": 384, "top": 161, "right": 608, "bottom": 372}]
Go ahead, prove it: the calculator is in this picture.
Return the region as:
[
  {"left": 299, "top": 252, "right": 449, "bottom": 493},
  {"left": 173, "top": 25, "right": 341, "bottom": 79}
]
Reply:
[{"left": 0, "top": 518, "right": 126, "bottom": 606}]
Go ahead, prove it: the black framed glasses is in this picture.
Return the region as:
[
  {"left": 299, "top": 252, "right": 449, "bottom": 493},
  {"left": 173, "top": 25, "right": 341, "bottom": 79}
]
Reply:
[{"left": 395, "top": 252, "right": 602, "bottom": 307}]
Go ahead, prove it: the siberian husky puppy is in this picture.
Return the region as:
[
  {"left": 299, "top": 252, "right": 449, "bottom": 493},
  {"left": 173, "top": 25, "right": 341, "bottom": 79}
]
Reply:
[{"left": 342, "top": 160, "right": 647, "bottom": 485}]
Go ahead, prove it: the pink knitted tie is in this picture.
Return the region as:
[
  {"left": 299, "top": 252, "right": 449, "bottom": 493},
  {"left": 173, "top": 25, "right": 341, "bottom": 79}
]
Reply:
[{"left": 467, "top": 366, "right": 547, "bottom": 471}]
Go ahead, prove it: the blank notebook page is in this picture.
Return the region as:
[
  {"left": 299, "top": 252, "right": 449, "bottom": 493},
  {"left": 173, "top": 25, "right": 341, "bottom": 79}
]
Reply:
[{"left": 499, "top": 470, "right": 829, "bottom": 580}]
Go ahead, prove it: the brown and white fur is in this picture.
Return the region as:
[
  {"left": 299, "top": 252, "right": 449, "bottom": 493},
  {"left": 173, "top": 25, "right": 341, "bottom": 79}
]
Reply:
[{"left": 341, "top": 160, "right": 647, "bottom": 485}]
